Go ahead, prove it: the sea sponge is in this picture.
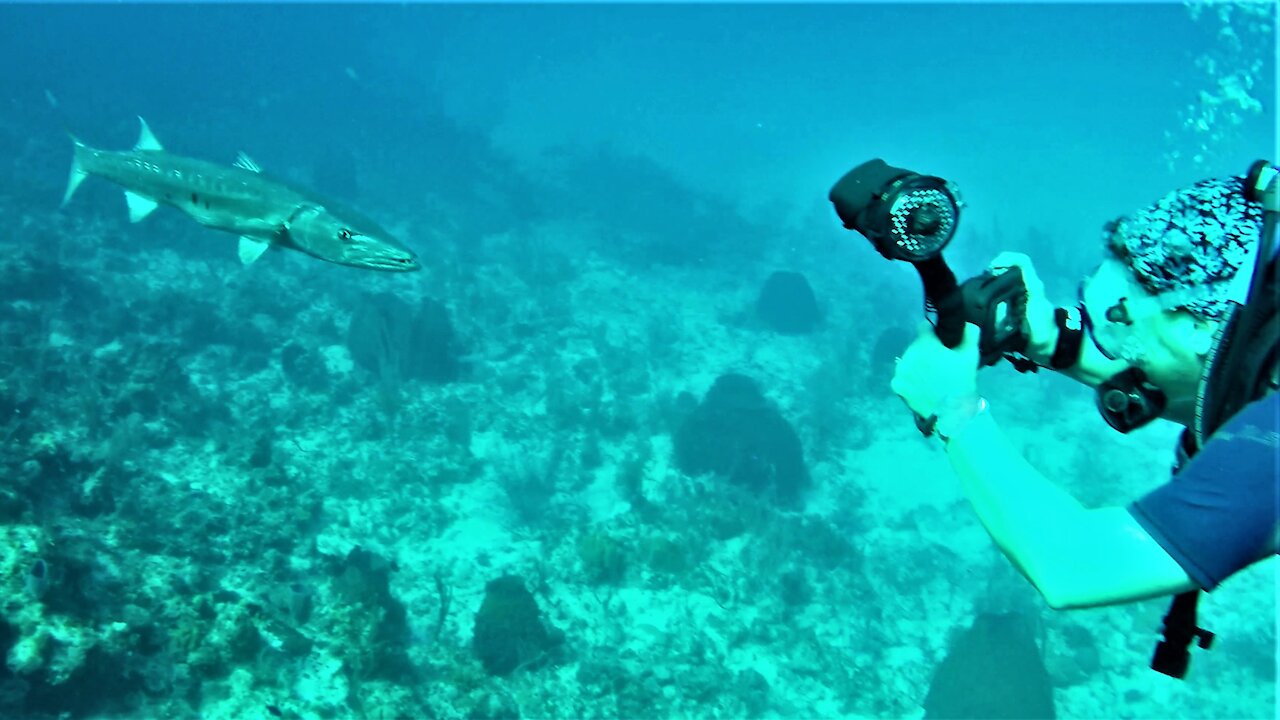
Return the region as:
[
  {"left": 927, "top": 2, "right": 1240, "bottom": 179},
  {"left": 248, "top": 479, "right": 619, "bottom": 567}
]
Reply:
[
  {"left": 923, "top": 612, "right": 1055, "bottom": 719},
  {"left": 346, "top": 294, "right": 461, "bottom": 384},
  {"left": 471, "top": 575, "right": 560, "bottom": 676},
  {"left": 576, "top": 531, "right": 627, "bottom": 586},
  {"left": 756, "top": 271, "right": 821, "bottom": 335},
  {"left": 673, "top": 373, "right": 810, "bottom": 507}
]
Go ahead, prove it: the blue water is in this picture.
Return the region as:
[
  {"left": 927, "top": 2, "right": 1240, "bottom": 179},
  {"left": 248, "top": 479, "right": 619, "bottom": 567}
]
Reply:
[{"left": 0, "top": 3, "right": 1274, "bottom": 719}]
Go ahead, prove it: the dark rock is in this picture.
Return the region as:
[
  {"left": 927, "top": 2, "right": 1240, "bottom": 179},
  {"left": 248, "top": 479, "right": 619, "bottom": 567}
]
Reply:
[
  {"left": 756, "top": 271, "right": 820, "bottom": 335},
  {"left": 247, "top": 431, "right": 274, "bottom": 469},
  {"left": 673, "top": 373, "right": 810, "bottom": 507},
  {"left": 779, "top": 569, "right": 813, "bottom": 608},
  {"left": 736, "top": 667, "right": 772, "bottom": 718},
  {"left": 17, "top": 646, "right": 144, "bottom": 718}
]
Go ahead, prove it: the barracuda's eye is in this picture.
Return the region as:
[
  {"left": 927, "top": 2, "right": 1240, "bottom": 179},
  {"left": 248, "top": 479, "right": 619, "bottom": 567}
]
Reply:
[{"left": 338, "top": 229, "right": 354, "bottom": 243}]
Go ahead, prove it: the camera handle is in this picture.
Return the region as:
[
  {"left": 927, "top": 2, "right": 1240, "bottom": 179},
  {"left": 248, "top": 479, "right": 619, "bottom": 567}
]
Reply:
[
  {"left": 911, "top": 255, "right": 1030, "bottom": 367},
  {"left": 912, "top": 256, "right": 967, "bottom": 348}
]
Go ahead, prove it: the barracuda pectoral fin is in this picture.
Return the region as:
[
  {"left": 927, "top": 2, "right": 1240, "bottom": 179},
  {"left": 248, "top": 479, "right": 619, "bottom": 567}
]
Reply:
[
  {"left": 238, "top": 236, "right": 272, "bottom": 265},
  {"left": 124, "top": 191, "right": 158, "bottom": 223}
]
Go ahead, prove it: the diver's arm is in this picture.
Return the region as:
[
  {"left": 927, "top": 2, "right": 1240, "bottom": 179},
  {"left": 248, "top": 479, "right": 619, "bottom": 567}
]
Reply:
[
  {"left": 1024, "top": 322, "right": 1130, "bottom": 388},
  {"left": 988, "top": 252, "right": 1130, "bottom": 386},
  {"left": 943, "top": 410, "right": 1199, "bottom": 609}
]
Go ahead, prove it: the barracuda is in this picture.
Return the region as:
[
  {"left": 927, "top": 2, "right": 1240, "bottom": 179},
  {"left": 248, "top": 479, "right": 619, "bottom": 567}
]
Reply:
[{"left": 62, "top": 117, "right": 420, "bottom": 272}]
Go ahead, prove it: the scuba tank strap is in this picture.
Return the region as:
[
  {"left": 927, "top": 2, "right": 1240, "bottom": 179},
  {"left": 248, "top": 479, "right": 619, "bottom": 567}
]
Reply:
[
  {"left": 1173, "top": 428, "right": 1196, "bottom": 473},
  {"left": 1151, "top": 591, "right": 1215, "bottom": 679}
]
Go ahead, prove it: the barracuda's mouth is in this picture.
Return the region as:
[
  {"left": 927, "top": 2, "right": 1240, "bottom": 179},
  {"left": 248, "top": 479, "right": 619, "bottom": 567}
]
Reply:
[{"left": 360, "top": 254, "right": 421, "bottom": 272}]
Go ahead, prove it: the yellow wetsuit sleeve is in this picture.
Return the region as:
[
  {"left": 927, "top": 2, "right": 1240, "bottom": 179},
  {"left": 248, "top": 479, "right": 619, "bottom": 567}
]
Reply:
[{"left": 944, "top": 409, "right": 1199, "bottom": 609}]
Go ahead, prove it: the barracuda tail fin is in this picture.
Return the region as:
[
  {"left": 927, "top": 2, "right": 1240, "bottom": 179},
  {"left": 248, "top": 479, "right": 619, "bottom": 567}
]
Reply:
[
  {"left": 61, "top": 135, "right": 88, "bottom": 208},
  {"left": 49, "top": 91, "right": 90, "bottom": 208}
]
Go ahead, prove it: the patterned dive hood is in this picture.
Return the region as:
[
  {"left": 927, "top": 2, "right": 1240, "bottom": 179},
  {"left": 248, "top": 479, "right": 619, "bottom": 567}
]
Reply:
[{"left": 1105, "top": 176, "right": 1265, "bottom": 321}]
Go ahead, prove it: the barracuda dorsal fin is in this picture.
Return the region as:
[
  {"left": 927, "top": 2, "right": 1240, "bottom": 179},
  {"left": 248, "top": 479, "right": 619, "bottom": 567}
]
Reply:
[
  {"left": 134, "top": 116, "right": 163, "bottom": 152},
  {"left": 238, "top": 236, "right": 271, "bottom": 265},
  {"left": 124, "top": 191, "right": 158, "bottom": 222},
  {"left": 234, "top": 152, "right": 262, "bottom": 173}
]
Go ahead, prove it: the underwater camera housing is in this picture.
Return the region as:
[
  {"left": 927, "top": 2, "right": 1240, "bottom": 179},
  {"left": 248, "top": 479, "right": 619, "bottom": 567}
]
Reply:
[
  {"left": 829, "top": 159, "right": 1028, "bottom": 366},
  {"left": 828, "top": 158, "right": 961, "bottom": 262}
]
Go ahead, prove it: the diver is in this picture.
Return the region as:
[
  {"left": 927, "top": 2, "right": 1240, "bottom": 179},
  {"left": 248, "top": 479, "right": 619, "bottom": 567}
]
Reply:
[{"left": 833, "top": 161, "right": 1278, "bottom": 679}]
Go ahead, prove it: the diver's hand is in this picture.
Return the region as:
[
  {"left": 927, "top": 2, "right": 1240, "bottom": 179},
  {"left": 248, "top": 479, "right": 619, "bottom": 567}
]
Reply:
[
  {"left": 988, "top": 252, "right": 1058, "bottom": 365},
  {"left": 891, "top": 321, "right": 981, "bottom": 420}
]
